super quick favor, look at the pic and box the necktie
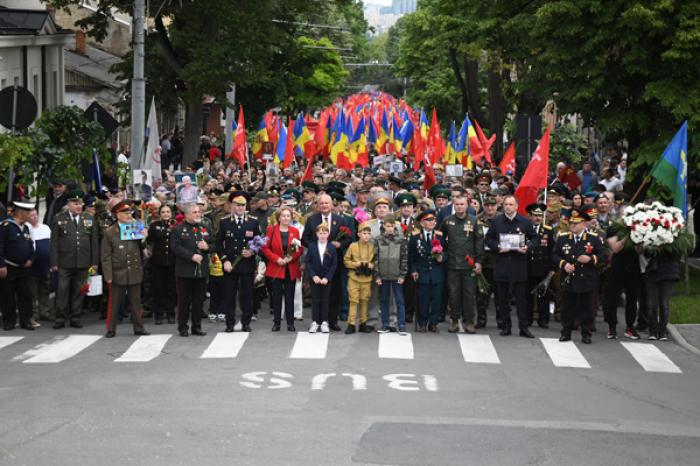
[324,216,329,225]
[575,236,580,244]
[237,217,242,227]
[74,216,79,227]
[426,232,432,243]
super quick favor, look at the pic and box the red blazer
[262,224,303,280]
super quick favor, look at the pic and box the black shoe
[499,329,512,336]
[406,315,414,323]
[582,335,592,344]
[519,329,535,339]
[287,324,296,332]
[134,330,151,336]
[475,321,486,329]
[538,321,549,329]
[559,334,571,342]
[20,324,35,331]
[167,317,176,324]
[191,328,207,336]
[3,325,14,331]
[105,331,116,338]
[330,324,342,332]
[225,325,234,333]
[428,324,440,334]
[345,325,356,334]
[242,324,252,332]
[359,323,374,333]
[53,322,65,330]
[271,323,281,332]
[155,318,163,325]
[179,330,189,337]
[418,326,427,333]
[69,321,83,329]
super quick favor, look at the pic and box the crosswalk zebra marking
[540,338,591,368]
[0,336,24,351]
[457,334,500,364]
[115,335,172,362]
[18,335,102,364]
[621,342,682,374]
[378,333,414,359]
[200,332,249,359]
[290,332,328,359]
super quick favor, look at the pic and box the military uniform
[0,214,35,330]
[441,213,484,331]
[50,209,99,327]
[525,204,556,328]
[171,220,215,335]
[146,219,176,323]
[476,212,497,327]
[553,217,605,342]
[217,212,261,331]
[395,212,418,322]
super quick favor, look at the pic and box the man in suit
[301,193,353,331]
[50,190,99,329]
[525,203,556,328]
[217,191,261,332]
[408,209,447,333]
[553,208,605,344]
[44,179,69,227]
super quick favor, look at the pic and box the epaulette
[0,220,7,226]
[542,225,552,230]
[411,230,420,236]
[586,231,598,237]
[434,230,443,236]
[247,215,257,220]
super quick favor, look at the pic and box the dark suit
[408,229,447,327]
[302,212,352,325]
[305,241,338,325]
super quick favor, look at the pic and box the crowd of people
[0,143,684,344]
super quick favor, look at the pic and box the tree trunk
[464,57,486,125]
[487,67,508,162]
[448,48,469,116]
[183,94,203,168]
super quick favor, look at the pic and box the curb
[668,324,700,357]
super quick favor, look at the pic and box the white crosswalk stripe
[457,334,500,364]
[115,335,172,362]
[200,332,249,359]
[540,338,591,368]
[18,335,102,364]
[621,342,682,373]
[378,333,414,359]
[290,332,328,359]
[0,336,23,351]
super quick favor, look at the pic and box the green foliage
[549,123,588,170]
[0,134,34,194]
[671,266,700,322]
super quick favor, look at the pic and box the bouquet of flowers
[614,202,693,255]
[336,225,352,241]
[465,255,490,294]
[286,238,302,258]
[353,207,370,224]
[430,237,443,260]
[231,235,268,268]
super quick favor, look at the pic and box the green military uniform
[441,212,484,331]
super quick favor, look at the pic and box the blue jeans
[380,280,405,328]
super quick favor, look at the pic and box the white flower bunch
[622,202,684,248]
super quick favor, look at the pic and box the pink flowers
[430,237,443,260]
[353,207,370,224]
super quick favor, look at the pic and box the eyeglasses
[423,217,436,222]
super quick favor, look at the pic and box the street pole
[224,84,236,155]
[131,0,146,168]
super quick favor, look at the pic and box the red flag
[514,128,550,215]
[232,106,247,167]
[499,141,516,175]
[427,109,444,164]
[312,111,328,157]
[301,158,314,181]
[283,118,294,169]
[472,119,493,165]
[558,163,582,190]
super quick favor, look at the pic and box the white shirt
[321,213,332,225]
[600,177,623,192]
[317,241,327,264]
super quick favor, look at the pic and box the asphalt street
[2,308,700,466]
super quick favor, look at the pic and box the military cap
[301,181,319,193]
[229,190,250,205]
[13,200,35,211]
[356,186,371,194]
[372,197,391,209]
[111,201,132,214]
[569,208,591,224]
[395,192,417,207]
[66,190,85,202]
[417,209,437,222]
[84,195,96,208]
[267,187,281,197]
[358,221,372,232]
[526,203,546,216]
[548,183,567,196]
[434,189,450,200]
[50,178,67,186]
[388,175,402,185]
[582,204,598,218]
[284,188,301,203]
[476,173,492,185]
[428,184,447,199]
[281,193,298,207]
[482,195,498,206]
[328,190,346,203]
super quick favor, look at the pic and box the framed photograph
[132,169,152,201]
[119,221,146,241]
[389,161,404,175]
[445,164,463,178]
[499,233,524,250]
[176,173,199,204]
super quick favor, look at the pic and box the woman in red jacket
[262,207,304,331]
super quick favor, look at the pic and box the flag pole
[629,175,651,205]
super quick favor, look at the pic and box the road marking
[621,342,682,373]
[378,333,414,359]
[457,334,500,364]
[290,332,328,359]
[200,333,249,359]
[0,336,23,351]
[20,335,102,364]
[115,335,171,362]
[540,338,590,368]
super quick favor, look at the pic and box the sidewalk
[668,258,700,356]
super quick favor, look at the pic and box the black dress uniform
[217,208,261,332]
[147,219,176,323]
[525,203,555,328]
[0,203,36,331]
[171,218,214,336]
[553,210,605,343]
[476,210,498,328]
[484,211,537,336]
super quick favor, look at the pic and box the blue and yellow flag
[651,121,688,217]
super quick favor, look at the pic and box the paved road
[2,309,700,465]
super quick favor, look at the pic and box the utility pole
[131,0,146,168]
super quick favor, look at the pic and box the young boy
[305,223,337,333]
[344,221,376,334]
[374,219,408,334]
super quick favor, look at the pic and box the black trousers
[0,267,33,329]
[311,282,331,324]
[176,277,206,332]
[270,274,296,325]
[495,281,529,331]
[636,274,649,329]
[208,275,226,316]
[55,267,88,324]
[562,290,594,337]
[151,264,176,319]
[403,274,417,319]
[527,273,551,324]
[476,267,497,325]
[603,268,640,329]
[224,272,254,326]
[328,269,343,326]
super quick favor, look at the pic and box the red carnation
[465,255,475,267]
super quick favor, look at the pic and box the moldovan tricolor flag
[514,128,550,215]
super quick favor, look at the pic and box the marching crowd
[0,147,682,344]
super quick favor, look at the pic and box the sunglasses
[422,217,436,222]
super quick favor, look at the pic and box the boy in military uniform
[344,222,376,334]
